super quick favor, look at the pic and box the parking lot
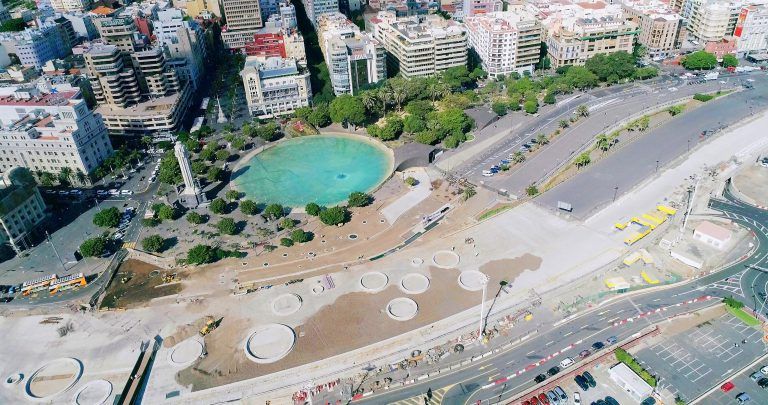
[699,360,768,405]
[634,313,768,402]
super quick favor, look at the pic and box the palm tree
[596,134,611,152]
[141,136,152,148]
[58,167,73,186]
[536,133,549,145]
[361,91,378,112]
[75,169,87,186]
[574,152,591,168]
[377,86,393,115]
[389,77,409,111]
[427,80,449,102]
[559,120,570,129]
[512,151,525,164]
[576,104,590,118]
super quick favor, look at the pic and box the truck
[704,72,719,81]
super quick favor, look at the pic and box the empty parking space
[635,313,768,402]
[699,362,768,405]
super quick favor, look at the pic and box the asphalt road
[459,74,749,197]
[537,74,768,218]
[352,186,768,405]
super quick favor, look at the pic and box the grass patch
[477,204,514,221]
[693,93,714,102]
[726,305,760,326]
[614,348,657,387]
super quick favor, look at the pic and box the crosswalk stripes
[390,385,454,405]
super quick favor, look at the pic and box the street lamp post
[613,186,619,202]
[655,160,659,173]
[479,273,489,336]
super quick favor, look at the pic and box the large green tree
[722,54,738,68]
[158,152,182,184]
[585,51,636,81]
[329,95,366,126]
[186,244,216,265]
[141,235,164,252]
[80,237,107,257]
[681,51,717,70]
[319,206,348,226]
[93,207,120,228]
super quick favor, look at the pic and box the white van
[559,357,575,369]
[482,170,494,177]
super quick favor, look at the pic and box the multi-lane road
[355,184,768,405]
[453,73,755,198]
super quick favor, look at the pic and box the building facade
[465,11,542,77]
[0,85,113,178]
[240,56,311,117]
[0,23,73,69]
[0,167,46,254]
[369,11,467,78]
[681,0,742,43]
[622,0,684,59]
[221,0,264,49]
[734,4,768,55]
[302,0,339,27]
[50,0,93,13]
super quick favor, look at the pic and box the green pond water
[233,135,392,207]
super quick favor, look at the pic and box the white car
[760,365,768,375]
[559,357,575,369]
[113,232,124,240]
[70,189,83,195]
[482,170,494,177]
[108,189,119,196]
[120,190,133,195]
[96,190,108,196]
[573,392,581,405]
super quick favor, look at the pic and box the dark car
[534,373,547,383]
[605,396,620,405]
[591,341,605,351]
[606,336,618,345]
[583,371,597,388]
[594,400,607,405]
[640,398,656,405]
[579,349,591,358]
[575,375,589,391]
[547,366,561,376]
[758,378,768,388]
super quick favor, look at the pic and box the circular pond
[233,135,393,207]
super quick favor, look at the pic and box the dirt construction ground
[733,164,768,206]
[100,260,182,309]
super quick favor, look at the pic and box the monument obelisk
[174,141,205,208]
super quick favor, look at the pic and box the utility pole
[613,186,619,202]
[479,273,489,336]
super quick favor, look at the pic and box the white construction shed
[693,221,732,250]
[608,362,653,401]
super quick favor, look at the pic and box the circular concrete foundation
[458,270,487,291]
[244,324,296,364]
[73,380,112,405]
[360,272,388,293]
[271,293,303,316]
[386,298,418,321]
[311,284,325,295]
[168,339,203,368]
[399,273,430,294]
[4,373,23,387]
[411,258,424,267]
[25,358,83,401]
[432,251,460,268]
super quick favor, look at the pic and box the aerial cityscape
[0,0,768,404]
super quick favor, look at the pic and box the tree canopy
[319,206,348,226]
[329,95,366,126]
[681,51,717,70]
[93,207,120,228]
[141,235,164,252]
[80,237,106,257]
[722,54,738,68]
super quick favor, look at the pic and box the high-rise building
[154,9,208,88]
[0,84,113,180]
[681,0,743,43]
[526,0,636,68]
[0,23,73,69]
[0,167,47,254]
[465,10,541,77]
[462,0,503,19]
[734,3,768,55]
[317,12,386,94]
[93,16,142,54]
[301,0,339,27]
[369,11,467,78]
[241,56,311,117]
[221,0,264,49]
[50,0,93,12]
[83,43,142,107]
[621,0,684,59]
[133,47,181,97]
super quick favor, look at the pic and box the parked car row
[482,138,542,177]
[520,386,568,405]
[113,207,135,241]
[44,189,84,198]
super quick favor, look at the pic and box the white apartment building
[154,9,208,88]
[317,13,386,94]
[0,84,113,179]
[465,11,542,77]
[734,4,768,55]
[241,56,311,118]
[302,0,339,27]
[528,0,636,68]
[622,0,684,59]
[0,167,47,254]
[681,0,743,43]
[221,0,264,49]
[369,11,468,78]
[50,0,93,12]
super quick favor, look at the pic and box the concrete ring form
[311,284,325,295]
[25,358,83,402]
[432,251,460,268]
[4,373,23,387]
[458,270,487,291]
[399,273,430,295]
[360,272,388,293]
[410,258,424,267]
[386,298,418,321]
[271,293,303,316]
[244,324,296,364]
[72,380,112,405]
[167,338,204,368]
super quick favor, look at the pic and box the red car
[538,393,550,404]
[521,401,531,405]
[721,381,735,392]
[530,396,539,405]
